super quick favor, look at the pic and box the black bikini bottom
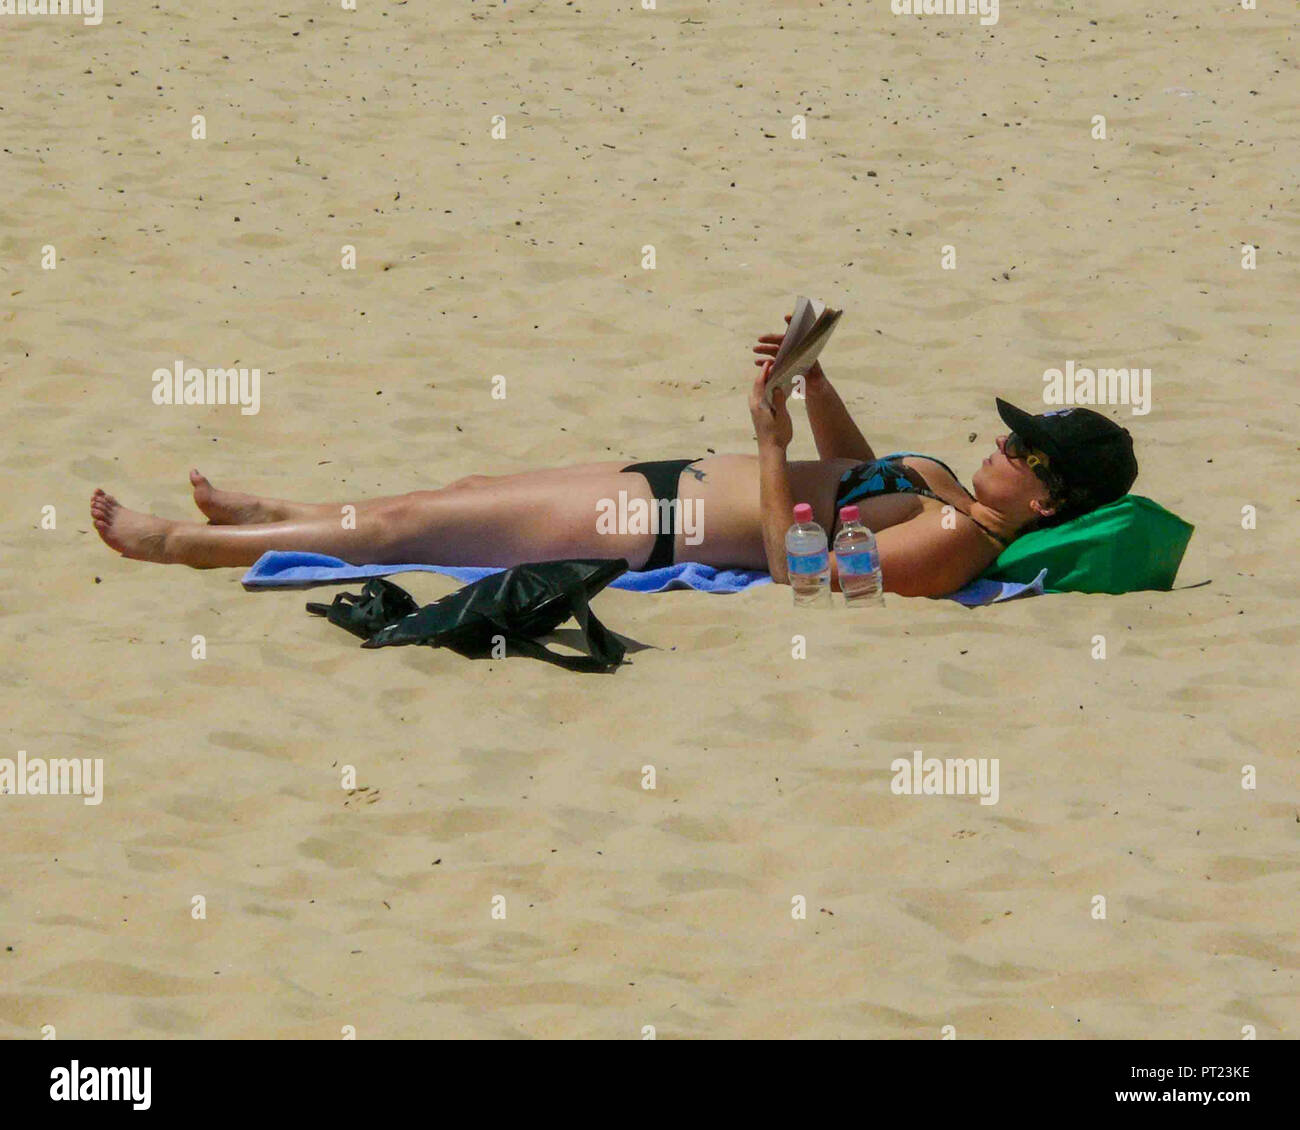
[620,458,702,570]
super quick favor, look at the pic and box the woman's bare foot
[91,489,177,563]
[189,469,283,524]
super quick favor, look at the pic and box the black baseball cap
[995,398,1138,511]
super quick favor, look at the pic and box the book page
[764,297,841,405]
[768,296,822,377]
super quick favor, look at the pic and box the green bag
[978,495,1194,594]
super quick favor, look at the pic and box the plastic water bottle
[786,503,831,607]
[833,505,884,607]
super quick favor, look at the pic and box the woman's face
[971,434,1058,523]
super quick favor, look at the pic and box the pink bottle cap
[792,503,813,523]
[839,504,860,523]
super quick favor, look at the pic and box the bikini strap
[959,510,1011,549]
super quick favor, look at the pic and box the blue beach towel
[240,552,1046,606]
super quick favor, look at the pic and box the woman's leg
[188,463,633,524]
[189,470,334,524]
[94,464,704,569]
[94,456,847,570]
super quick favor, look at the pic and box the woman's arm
[757,444,796,583]
[803,364,875,463]
[753,320,874,463]
[750,363,796,583]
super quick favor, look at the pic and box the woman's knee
[363,492,435,552]
[445,474,494,491]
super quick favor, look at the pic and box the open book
[763,295,842,406]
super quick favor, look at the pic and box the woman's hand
[750,360,793,450]
[752,314,827,392]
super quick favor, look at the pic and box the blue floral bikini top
[835,452,1009,547]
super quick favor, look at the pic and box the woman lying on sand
[92,320,1138,598]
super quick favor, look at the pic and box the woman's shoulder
[873,505,998,596]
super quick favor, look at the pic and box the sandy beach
[1,1,1296,1038]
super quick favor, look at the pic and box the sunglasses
[1005,432,1049,467]
[1005,433,1064,490]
